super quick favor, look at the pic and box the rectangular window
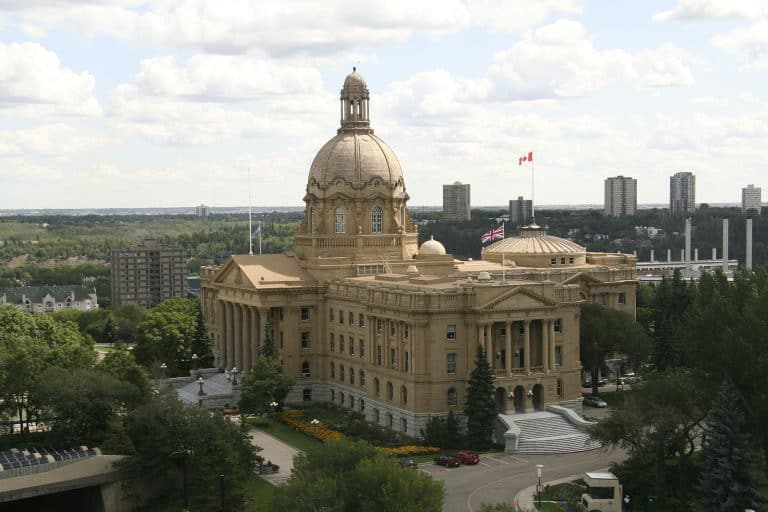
[339,335,345,353]
[618,292,626,304]
[500,327,506,336]
[377,319,383,333]
[330,333,335,352]
[300,307,310,321]
[280,332,284,349]
[550,257,557,265]
[447,353,457,375]
[359,339,365,358]
[555,345,563,366]
[359,313,365,327]
[303,388,312,401]
[568,257,575,264]
[596,293,607,306]
[330,308,334,322]
[390,348,397,369]
[339,310,344,324]
[376,345,382,366]
[349,339,355,355]
[560,257,566,264]
[554,319,562,333]
[349,312,355,326]
[390,321,395,336]
[404,351,409,372]
[446,324,456,341]
[301,331,311,349]
[518,325,525,336]
[404,324,410,339]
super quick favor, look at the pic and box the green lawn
[535,502,567,511]
[251,417,321,452]
[243,475,277,512]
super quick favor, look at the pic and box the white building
[742,184,761,215]
[0,285,98,314]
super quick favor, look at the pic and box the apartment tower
[111,240,187,308]
[442,182,471,221]
[670,172,696,214]
[603,176,637,217]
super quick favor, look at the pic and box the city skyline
[1,1,768,209]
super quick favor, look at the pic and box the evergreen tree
[261,317,276,358]
[464,345,497,450]
[697,379,765,512]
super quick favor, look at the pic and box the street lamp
[197,376,205,396]
[231,366,239,387]
[172,448,191,512]
[191,353,199,370]
[160,362,168,380]
[536,464,543,510]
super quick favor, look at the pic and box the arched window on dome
[371,206,383,233]
[334,207,346,234]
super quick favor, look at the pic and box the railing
[363,235,401,247]
[318,237,357,248]
[530,366,545,374]
[494,369,506,376]
[511,367,526,375]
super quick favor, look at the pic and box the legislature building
[200,69,636,438]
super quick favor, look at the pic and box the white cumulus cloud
[653,0,768,22]
[713,21,768,68]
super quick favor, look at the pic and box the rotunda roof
[308,132,403,188]
[483,225,586,255]
[342,68,367,96]
[419,236,446,256]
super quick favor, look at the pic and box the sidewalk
[248,429,299,486]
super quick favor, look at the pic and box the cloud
[713,21,768,68]
[635,45,696,87]
[653,0,768,22]
[467,0,586,32]
[0,123,105,157]
[0,42,101,117]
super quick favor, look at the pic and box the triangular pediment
[213,260,254,288]
[479,286,556,311]
[561,272,602,286]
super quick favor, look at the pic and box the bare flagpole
[531,150,535,222]
[259,220,262,255]
[248,168,253,255]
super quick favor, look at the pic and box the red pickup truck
[457,450,480,465]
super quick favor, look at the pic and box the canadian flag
[519,151,533,166]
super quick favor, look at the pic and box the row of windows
[329,334,366,358]
[329,369,411,405]
[374,346,410,372]
[550,256,576,265]
[326,390,409,433]
[330,310,366,327]
[330,206,384,234]
[375,319,411,339]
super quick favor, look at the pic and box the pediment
[561,272,602,286]
[479,286,556,311]
[213,260,254,288]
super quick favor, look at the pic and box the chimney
[685,218,692,268]
[747,217,753,270]
[712,247,717,260]
[722,218,729,272]
[667,249,672,262]
[650,249,655,262]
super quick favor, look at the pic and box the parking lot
[417,452,529,478]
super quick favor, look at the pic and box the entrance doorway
[494,387,507,413]
[513,385,525,413]
[532,383,544,411]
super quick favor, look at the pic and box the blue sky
[0,0,766,209]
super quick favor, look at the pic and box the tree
[103,314,119,344]
[580,303,650,396]
[238,356,294,414]
[697,379,765,512]
[261,317,276,358]
[421,411,462,449]
[270,440,444,512]
[96,350,151,405]
[464,345,497,450]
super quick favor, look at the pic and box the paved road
[425,447,626,512]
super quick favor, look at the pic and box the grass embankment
[244,416,321,453]
[243,475,277,512]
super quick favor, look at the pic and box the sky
[0,0,767,209]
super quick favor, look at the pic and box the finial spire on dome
[339,68,372,134]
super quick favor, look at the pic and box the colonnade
[216,301,266,371]
[478,319,557,375]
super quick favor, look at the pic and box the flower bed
[276,409,438,456]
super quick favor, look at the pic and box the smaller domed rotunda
[482,224,587,268]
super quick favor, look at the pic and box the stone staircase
[504,411,601,454]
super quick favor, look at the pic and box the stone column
[233,304,242,370]
[259,308,268,357]
[549,319,556,369]
[523,320,531,372]
[542,320,549,373]
[241,305,251,371]
[484,325,493,367]
[225,302,234,369]
[216,301,225,367]
[505,321,512,375]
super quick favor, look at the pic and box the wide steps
[511,412,601,454]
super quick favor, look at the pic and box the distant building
[509,196,533,225]
[111,240,187,308]
[0,285,98,314]
[670,172,696,214]
[442,182,471,221]
[603,176,637,217]
[196,204,210,217]
[742,184,761,215]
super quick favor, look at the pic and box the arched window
[373,408,380,423]
[359,370,366,387]
[340,365,345,381]
[330,362,335,379]
[386,413,393,428]
[447,388,457,408]
[301,361,310,376]
[387,381,393,401]
[334,206,346,234]
[359,399,365,412]
[374,378,380,396]
[349,396,355,409]
[400,385,408,405]
[371,205,383,233]
[349,368,355,385]
[340,392,345,406]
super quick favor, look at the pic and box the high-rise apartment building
[111,240,187,308]
[196,204,210,217]
[670,172,696,214]
[509,196,533,225]
[742,184,761,215]
[442,181,471,221]
[603,176,637,217]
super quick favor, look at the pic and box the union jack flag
[481,224,505,245]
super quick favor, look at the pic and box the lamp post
[172,448,191,512]
[191,353,198,371]
[197,376,205,396]
[160,362,167,380]
[536,464,543,510]
[219,473,225,512]
[231,366,238,387]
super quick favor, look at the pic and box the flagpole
[531,150,535,222]
[248,168,253,255]
[259,220,262,255]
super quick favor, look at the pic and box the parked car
[457,450,480,465]
[434,454,461,467]
[582,395,608,408]
[399,458,418,469]
[582,377,607,387]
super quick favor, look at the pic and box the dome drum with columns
[295,68,418,261]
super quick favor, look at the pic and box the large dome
[308,132,404,189]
